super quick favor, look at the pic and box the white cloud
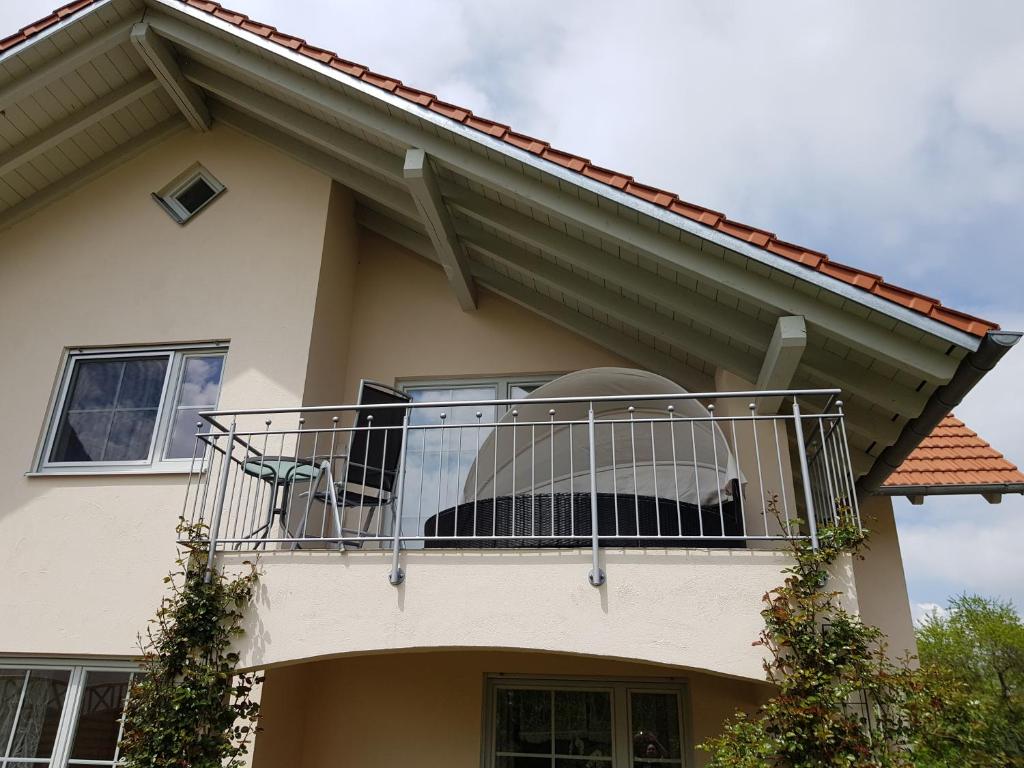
[912,602,948,625]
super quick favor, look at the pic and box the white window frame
[482,675,692,768]
[0,658,138,768]
[33,343,227,476]
[152,163,225,224]
[399,374,558,406]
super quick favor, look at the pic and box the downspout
[858,330,1022,494]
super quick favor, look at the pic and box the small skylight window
[153,164,225,224]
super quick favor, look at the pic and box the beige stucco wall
[252,650,773,768]
[220,546,792,680]
[336,230,630,400]
[0,123,335,657]
[852,494,917,658]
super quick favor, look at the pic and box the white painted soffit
[0,0,119,65]
[146,0,984,352]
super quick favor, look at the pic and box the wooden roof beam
[131,23,210,131]
[403,148,477,311]
[756,316,807,414]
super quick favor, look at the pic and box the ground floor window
[0,662,136,767]
[486,678,688,767]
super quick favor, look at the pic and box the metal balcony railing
[181,388,859,585]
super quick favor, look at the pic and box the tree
[917,594,1024,764]
[700,499,996,767]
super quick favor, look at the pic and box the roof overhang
[0,0,1017,488]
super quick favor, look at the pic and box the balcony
[181,369,860,587]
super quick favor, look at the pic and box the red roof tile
[0,0,1002,338]
[884,414,1024,489]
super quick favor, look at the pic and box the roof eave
[150,0,989,352]
[877,482,1024,497]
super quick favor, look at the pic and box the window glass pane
[175,177,215,214]
[70,671,132,761]
[176,356,224,407]
[630,692,681,762]
[510,383,543,400]
[50,356,168,463]
[9,669,70,758]
[116,359,168,408]
[554,690,612,759]
[103,410,158,461]
[51,411,112,462]
[0,669,27,754]
[404,386,497,536]
[164,356,224,460]
[496,688,551,756]
[66,361,121,410]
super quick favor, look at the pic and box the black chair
[302,380,410,547]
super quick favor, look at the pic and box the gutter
[875,482,1024,497]
[858,330,1022,494]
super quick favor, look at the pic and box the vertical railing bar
[549,409,556,542]
[183,426,203,527]
[629,407,639,538]
[709,404,725,537]
[569,419,575,537]
[323,417,339,539]
[791,398,819,549]
[818,415,839,528]
[435,414,447,536]
[691,420,703,538]
[511,409,518,539]
[205,419,236,581]
[750,403,767,537]
[650,417,661,537]
[771,418,791,537]
[728,414,746,537]
[836,401,861,528]
[389,410,411,585]
[609,420,619,537]
[474,411,482,537]
[530,423,536,536]
[587,401,604,586]
[455,420,465,542]
[668,406,682,539]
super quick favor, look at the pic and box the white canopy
[463,368,742,506]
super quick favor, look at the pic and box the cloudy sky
[5,1,1022,617]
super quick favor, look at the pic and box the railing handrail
[198,388,842,423]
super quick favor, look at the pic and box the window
[486,678,688,767]
[152,164,225,224]
[0,662,136,768]
[39,345,226,473]
[397,377,553,537]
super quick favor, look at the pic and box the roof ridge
[0,0,1001,337]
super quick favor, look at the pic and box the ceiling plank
[756,316,807,414]
[131,23,210,131]
[0,116,186,233]
[356,204,435,262]
[0,75,160,177]
[458,219,758,379]
[404,148,477,311]
[212,103,419,221]
[0,18,136,113]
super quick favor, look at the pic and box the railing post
[587,403,605,587]
[205,419,236,582]
[791,398,819,550]
[389,410,411,586]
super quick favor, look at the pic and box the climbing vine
[701,497,997,767]
[119,520,261,768]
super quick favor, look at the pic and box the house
[1,1,1021,766]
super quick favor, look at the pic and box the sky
[3,1,1022,619]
